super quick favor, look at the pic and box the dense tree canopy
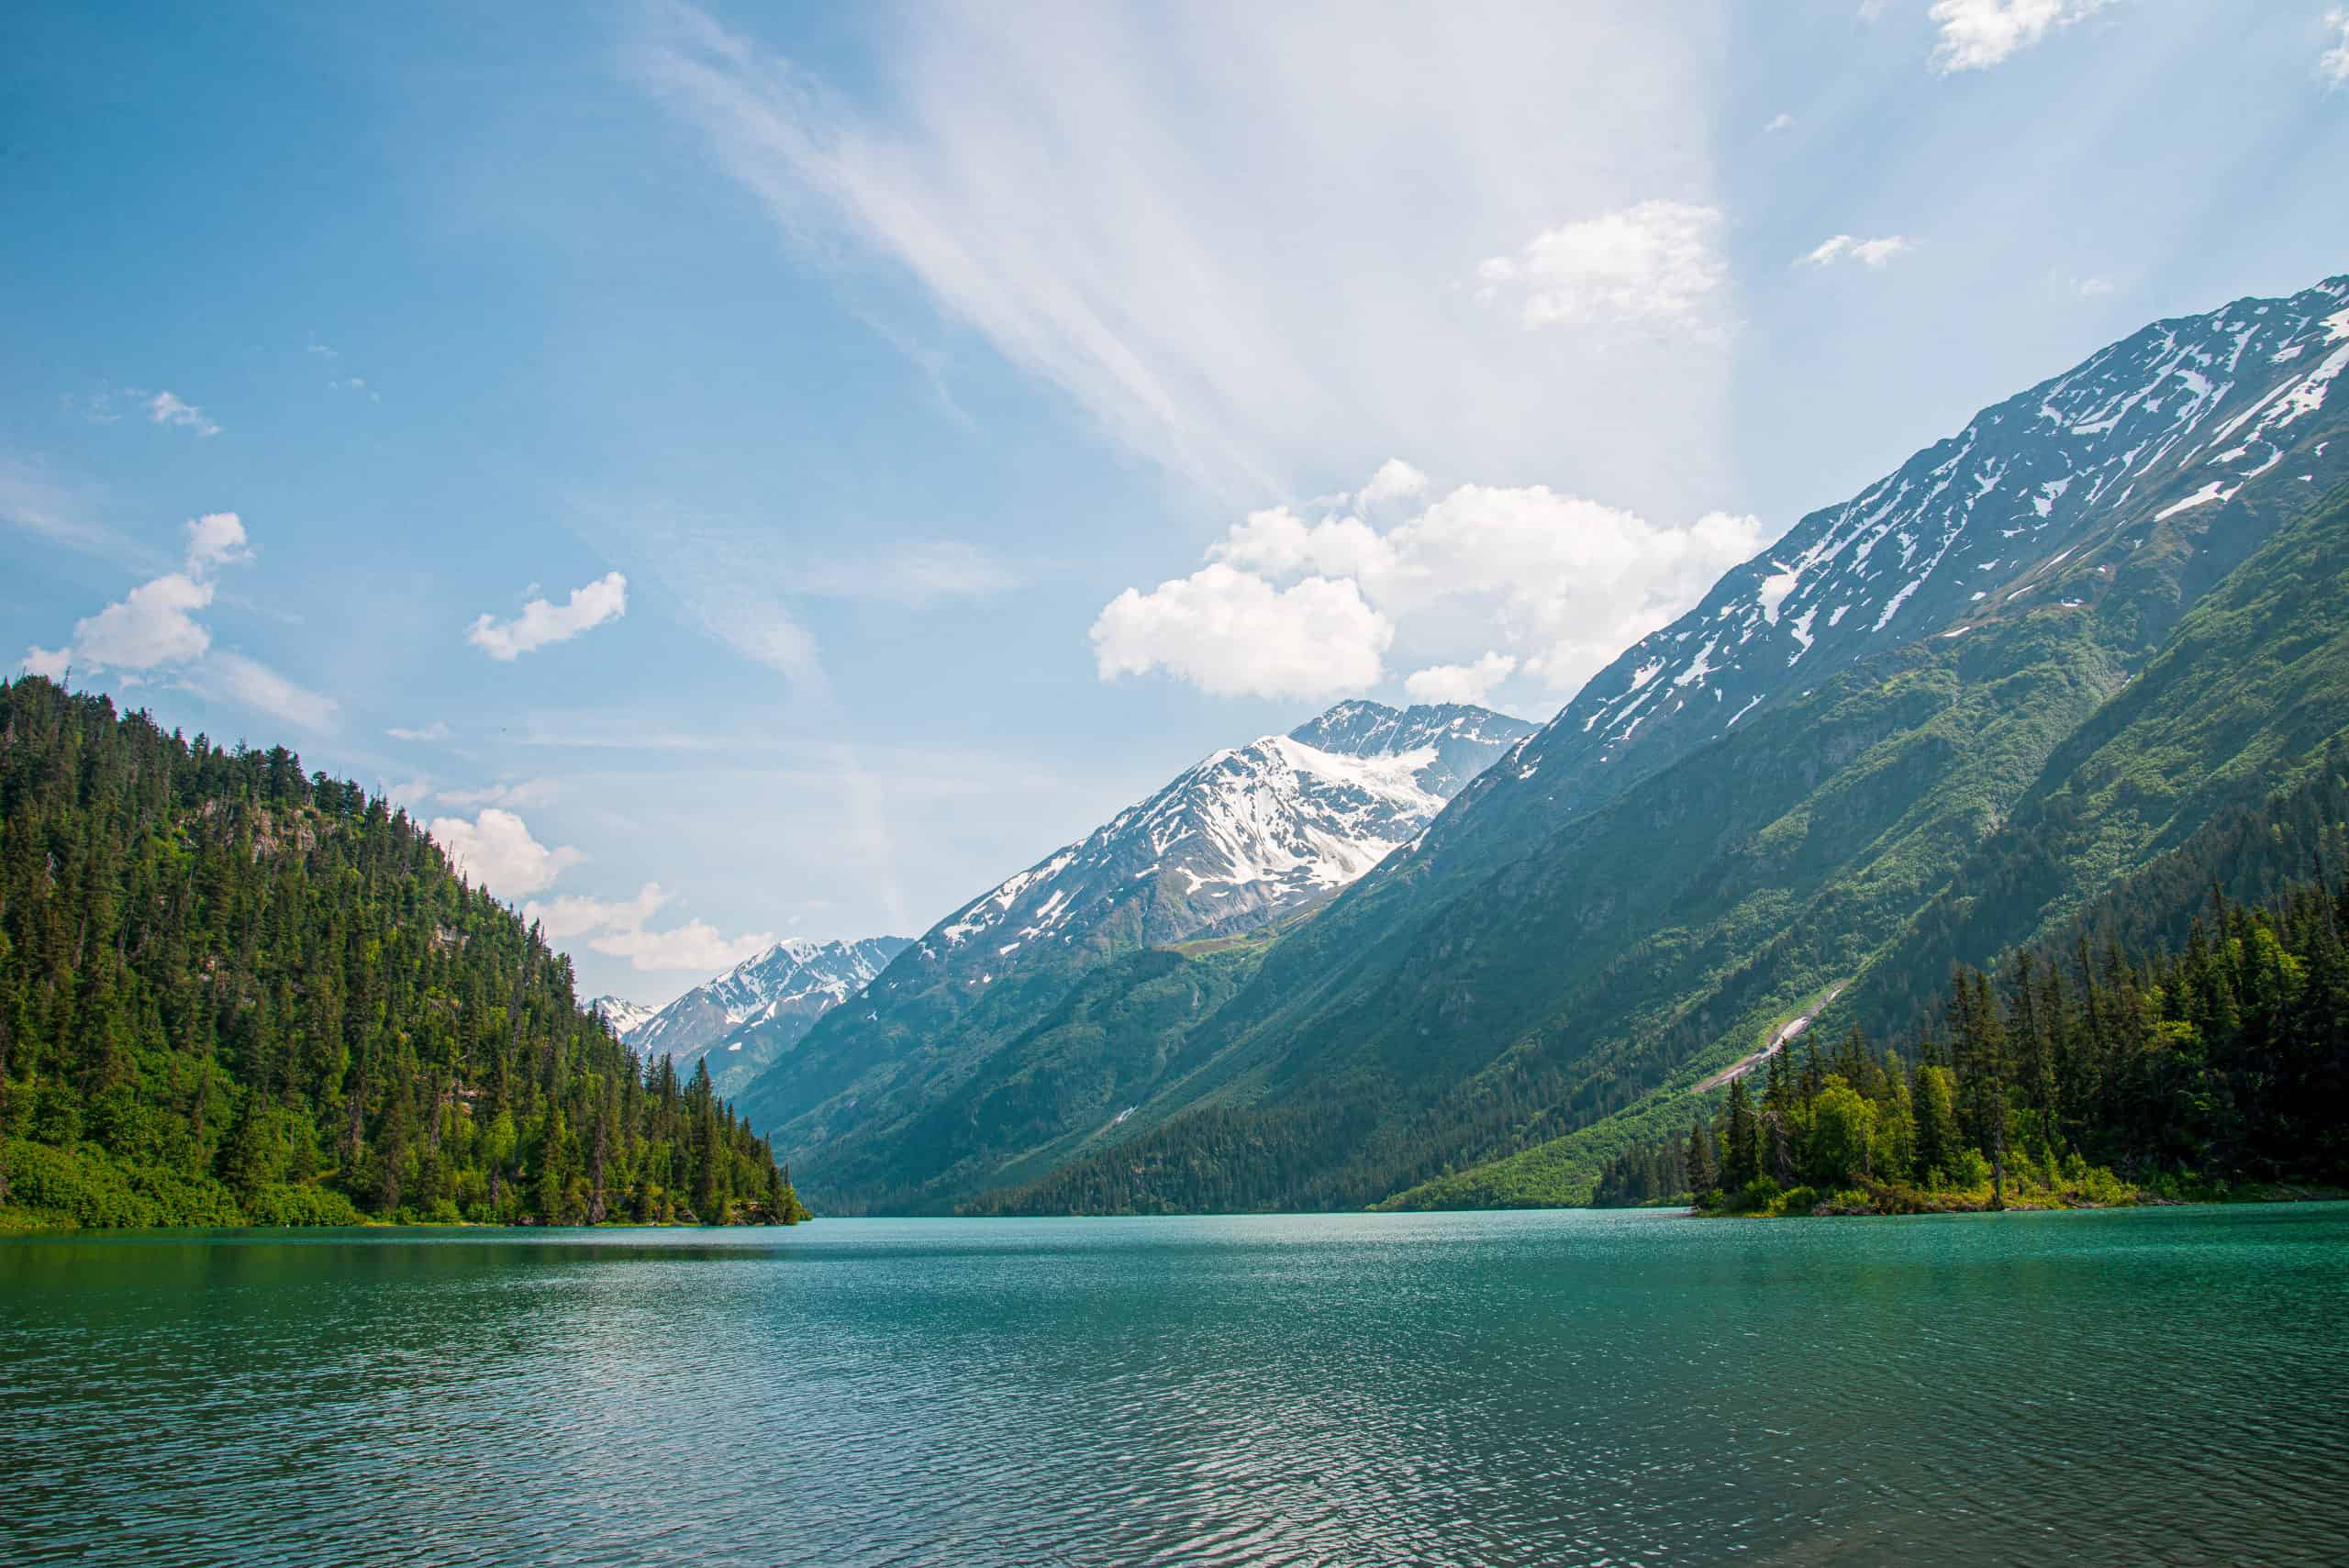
[1593,873,2349,1216]
[0,677,808,1229]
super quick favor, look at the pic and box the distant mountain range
[729,700,1536,1207]
[596,937,911,1095]
[736,272,2349,1217]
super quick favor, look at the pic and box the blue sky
[8,0,2348,1004]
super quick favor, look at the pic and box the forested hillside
[0,677,806,1229]
[1436,755,2349,1211]
[1586,862,2349,1217]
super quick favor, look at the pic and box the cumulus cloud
[24,511,256,677]
[148,390,220,437]
[1476,202,1726,331]
[23,646,72,680]
[2324,8,2349,85]
[467,571,629,661]
[1802,234,1913,269]
[1096,462,1769,704]
[184,512,250,571]
[70,573,215,670]
[1765,112,1796,132]
[1090,564,1394,701]
[1404,651,1519,706]
[523,881,774,973]
[429,807,584,897]
[1928,0,2110,73]
[387,720,453,742]
[1355,459,1429,509]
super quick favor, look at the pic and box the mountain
[627,936,912,1095]
[1416,276,2349,890]
[588,995,659,1039]
[734,700,1537,1209]
[960,273,2349,1217]
[0,677,804,1230]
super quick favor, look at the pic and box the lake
[4,1205,2345,1566]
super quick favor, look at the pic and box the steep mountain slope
[588,995,658,1039]
[1383,744,2349,1211]
[627,936,910,1095]
[736,701,1534,1208]
[1415,277,2349,888]
[963,275,2349,1216]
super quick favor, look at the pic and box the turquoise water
[4,1205,2345,1566]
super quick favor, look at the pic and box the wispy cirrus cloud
[1801,234,1913,269]
[148,390,220,437]
[636,0,1731,519]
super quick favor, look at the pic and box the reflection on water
[4,1206,2346,1566]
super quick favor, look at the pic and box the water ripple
[4,1207,2346,1566]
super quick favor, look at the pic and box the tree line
[1595,873,2349,1215]
[0,676,808,1229]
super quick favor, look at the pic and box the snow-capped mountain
[735,699,1535,1145]
[588,995,659,1039]
[1419,273,2349,878]
[629,936,911,1081]
[910,701,1536,983]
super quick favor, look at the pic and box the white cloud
[187,651,340,731]
[385,777,434,808]
[1928,0,2111,74]
[437,778,560,809]
[1765,112,1795,132]
[184,512,250,571]
[23,646,72,680]
[387,720,453,742]
[523,880,774,973]
[24,510,259,678]
[1097,462,1767,702]
[638,4,1730,517]
[1404,651,1519,706]
[2323,8,2349,85]
[2075,274,2116,297]
[68,573,215,670]
[1355,459,1429,509]
[148,390,220,437]
[1476,201,1726,330]
[1090,563,1394,700]
[798,540,1017,607]
[467,571,629,661]
[527,882,671,941]
[1801,234,1914,269]
[429,807,584,897]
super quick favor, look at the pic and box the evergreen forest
[0,676,808,1230]
[1591,873,2349,1217]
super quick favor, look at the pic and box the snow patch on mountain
[630,935,913,1075]
[588,995,658,1040]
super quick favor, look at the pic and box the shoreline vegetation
[1591,871,2349,1222]
[0,678,807,1238]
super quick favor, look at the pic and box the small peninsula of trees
[1595,876,2349,1217]
[0,676,809,1229]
